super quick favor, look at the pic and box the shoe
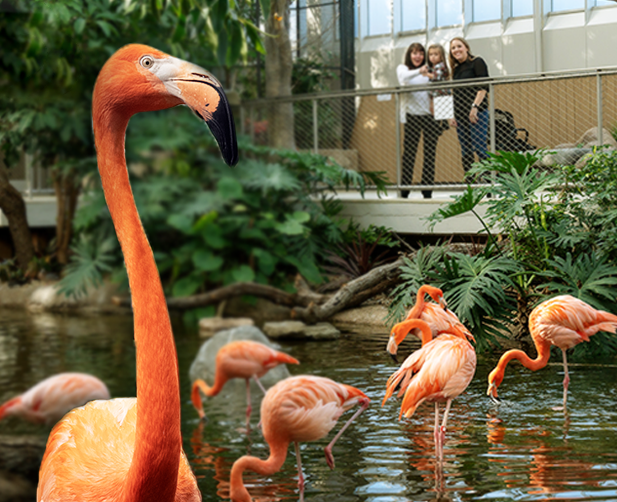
[400,190,409,198]
[422,190,432,199]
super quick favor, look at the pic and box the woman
[449,37,489,178]
[397,43,440,199]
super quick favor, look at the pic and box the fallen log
[112,251,417,322]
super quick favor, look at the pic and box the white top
[397,64,431,123]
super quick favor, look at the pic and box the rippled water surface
[2,308,617,501]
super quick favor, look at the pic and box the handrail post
[489,82,496,154]
[597,71,603,146]
[395,92,401,193]
[313,99,318,154]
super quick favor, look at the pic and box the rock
[576,127,617,148]
[198,317,254,338]
[188,326,293,414]
[223,297,292,326]
[540,148,592,167]
[302,322,340,340]
[331,305,390,336]
[262,321,307,339]
[263,320,340,340]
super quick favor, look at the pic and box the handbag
[433,95,454,120]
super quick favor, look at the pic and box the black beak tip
[489,395,502,405]
[389,353,399,364]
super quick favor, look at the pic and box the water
[2,308,617,501]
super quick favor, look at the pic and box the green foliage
[413,148,617,356]
[57,233,117,298]
[1,0,261,171]
[324,224,399,279]
[60,107,386,298]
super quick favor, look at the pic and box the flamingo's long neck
[94,115,181,502]
[496,341,551,374]
[230,441,289,502]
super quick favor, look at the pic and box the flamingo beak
[439,296,448,311]
[487,383,501,404]
[163,60,238,166]
[390,353,399,364]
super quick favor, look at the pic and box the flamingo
[383,319,476,460]
[387,284,473,360]
[487,295,617,410]
[0,372,110,426]
[36,44,237,502]
[229,375,370,502]
[191,340,299,428]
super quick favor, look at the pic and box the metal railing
[240,67,617,195]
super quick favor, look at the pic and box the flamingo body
[383,321,476,460]
[37,44,237,501]
[487,295,617,408]
[230,375,370,502]
[191,340,299,423]
[384,334,476,419]
[0,372,109,425]
[37,399,199,502]
[387,285,473,357]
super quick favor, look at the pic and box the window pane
[595,0,614,5]
[437,0,462,26]
[512,0,533,16]
[368,0,391,35]
[473,0,501,21]
[551,0,584,11]
[401,0,425,31]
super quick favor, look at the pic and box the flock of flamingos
[2,44,617,502]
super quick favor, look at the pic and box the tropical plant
[58,106,389,300]
[408,148,617,355]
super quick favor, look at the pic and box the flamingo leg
[253,375,267,394]
[324,398,370,470]
[434,402,441,455]
[561,349,570,410]
[295,441,305,502]
[245,379,252,431]
[438,399,452,463]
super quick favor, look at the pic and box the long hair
[427,44,449,79]
[449,37,474,71]
[404,43,426,70]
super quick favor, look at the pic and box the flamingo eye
[140,56,154,68]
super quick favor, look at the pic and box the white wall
[355,3,617,89]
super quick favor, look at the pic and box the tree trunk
[53,169,80,265]
[264,0,296,149]
[0,164,34,271]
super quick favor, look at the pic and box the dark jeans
[402,113,439,188]
[456,109,489,161]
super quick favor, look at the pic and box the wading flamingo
[383,319,476,460]
[387,285,473,360]
[229,375,370,502]
[191,340,299,428]
[487,295,617,410]
[0,372,109,426]
[37,44,237,502]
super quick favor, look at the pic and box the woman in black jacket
[449,37,489,178]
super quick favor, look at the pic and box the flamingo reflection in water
[190,422,295,501]
[485,414,603,496]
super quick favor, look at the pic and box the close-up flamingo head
[426,285,447,310]
[93,43,238,166]
[486,367,504,403]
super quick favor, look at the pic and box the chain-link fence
[240,68,617,197]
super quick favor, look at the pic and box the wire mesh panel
[494,75,599,170]
[293,100,315,150]
[240,69,617,194]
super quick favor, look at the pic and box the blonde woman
[449,37,489,178]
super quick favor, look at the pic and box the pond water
[1,308,617,501]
